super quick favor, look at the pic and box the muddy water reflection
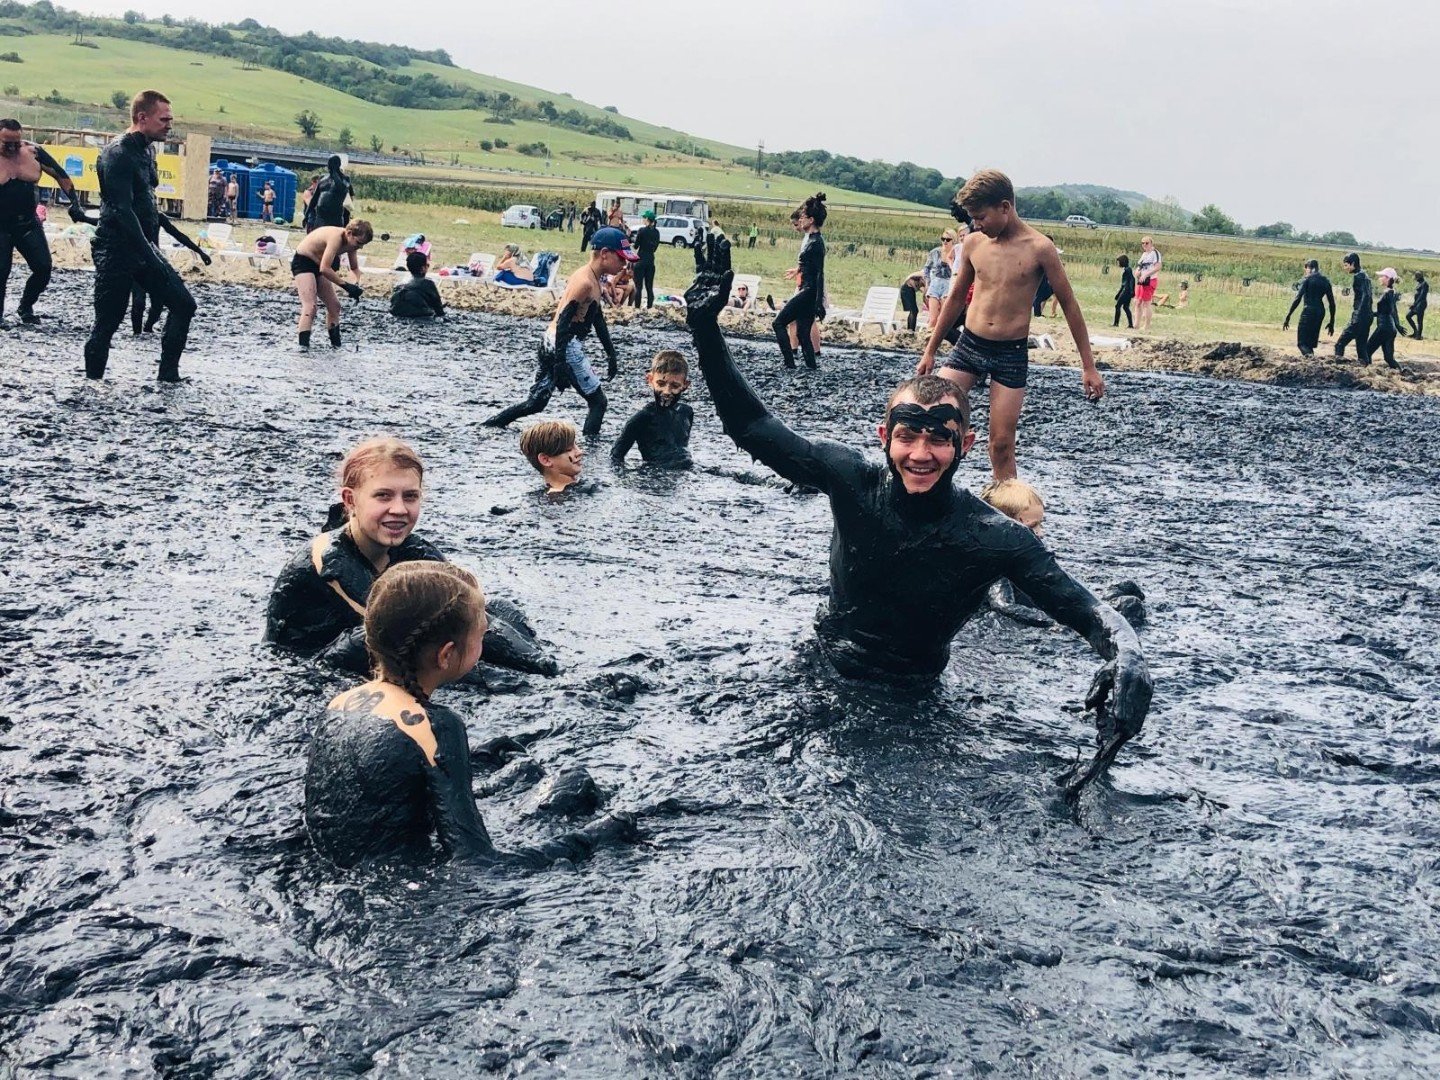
[2,273,1438,1075]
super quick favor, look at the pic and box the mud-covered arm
[473,608,559,677]
[505,811,636,868]
[423,278,445,317]
[103,147,163,265]
[587,301,617,375]
[426,707,499,862]
[315,627,370,675]
[1284,287,1304,324]
[157,214,206,258]
[686,268,864,493]
[31,143,75,196]
[1323,280,1336,330]
[1351,275,1372,322]
[610,409,644,464]
[795,236,824,301]
[1004,534,1151,744]
[987,579,1054,627]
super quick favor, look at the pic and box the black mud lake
[3,272,1439,1077]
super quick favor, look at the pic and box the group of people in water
[10,90,1155,864]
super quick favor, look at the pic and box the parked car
[541,206,566,230]
[653,214,706,247]
[501,204,543,229]
[1064,214,1099,229]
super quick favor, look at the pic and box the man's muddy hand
[685,269,734,328]
[1086,653,1151,747]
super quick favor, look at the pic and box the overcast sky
[78,0,1439,248]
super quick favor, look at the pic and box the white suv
[501,204,543,229]
[1064,214,1099,229]
[652,215,706,247]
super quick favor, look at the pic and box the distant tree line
[750,149,962,209]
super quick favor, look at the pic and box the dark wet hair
[365,562,486,703]
[405,251,428,275]
[1344,253,1361,269]
[1117,254,1130,268]
[886,375,970,431]
[0,118,21,132]
[1304,259,1319,271]
[1416,271,1426,281]
[327,154,342,171]
[800,192,827,227]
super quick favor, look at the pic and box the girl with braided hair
[305,561,634,867]
[265,436,558,679]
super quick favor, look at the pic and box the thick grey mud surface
[3,270,1439,1077]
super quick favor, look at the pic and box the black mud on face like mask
[885,402,964,444]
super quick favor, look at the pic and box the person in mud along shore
[482,227,635,438]
[901,271,926,332]
[0,119,87,327]
[389,250,445,319]
[305,561,635,868]
[1366,268,1404,370]
[128,143,211,336]
[290,220,371,348]
[979,479,1147,630]
[1283,260,1335,358]
[265,436,560,680]
[611,350,694,470]
[918,170,1105,482]
[1404,271,1427,339]
[1334,252,1374,362]
[520,419,586,495]
[773,193,827,369]
[83,90,198,383]
[1113,254,1136,329]
[684,254,1152,776]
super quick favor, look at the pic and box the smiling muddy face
[343,465,423,550]
[878,384,974,495]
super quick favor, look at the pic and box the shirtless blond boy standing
[483,226,635,438]
[290,219,372,348]
[918,170,1104,480]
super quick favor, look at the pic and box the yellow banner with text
[35,144,184,197]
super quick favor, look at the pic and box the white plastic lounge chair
[835,286,900,334]
[728,274,761,311]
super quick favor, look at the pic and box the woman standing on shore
[1367,268,1403,370]
[773,192,827,369]
[1135,237,1161,330]
[922,228,956,332]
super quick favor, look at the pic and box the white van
[501,204,543,229]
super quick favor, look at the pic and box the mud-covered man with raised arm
[0,118,87,328]
[683,239,1152,790]
[83,89,197,383]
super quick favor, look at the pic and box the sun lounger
[834,286,900,334]
[728,274,761,312]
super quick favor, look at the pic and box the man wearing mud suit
[1283,260,1335,357]
[0,119,86,327]
[1405,272,1427,340]
[684,255,1152,765]
[310,155,351,229]
[83,90,197,382]
[482,227,635,438]
[1333,253,1373,363]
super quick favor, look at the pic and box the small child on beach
[611,350,695,469]
[917,169,1104,481]
[520,420,584,495]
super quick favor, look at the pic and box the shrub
[492,137,507,149]
[0,51,20,63]
[110,89,127,108]
[479,139,493,151]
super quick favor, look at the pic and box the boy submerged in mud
[684,253,1151,781]
[265,436,559,679]
[917,170,1105,481]
[610,350,695,469]
[306,560,633,867]
[483,226,636,438]
[290,219,372,348]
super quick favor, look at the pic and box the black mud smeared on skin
[2,268,1439,1074]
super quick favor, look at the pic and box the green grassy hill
[0,25,922,209]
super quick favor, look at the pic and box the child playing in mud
[917,170,1104,481]
[520,420,585,494]
[611,350,695,469]
[484,227,636,438]
[290,219,373,348]
[389,250,445,319]
[305,560,634,867]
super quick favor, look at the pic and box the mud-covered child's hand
[685,269,734,329]
[1086,652,1152,747]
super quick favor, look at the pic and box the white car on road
[652,215,706,247]
[1064,214,1099,229]
[501,204,543,229]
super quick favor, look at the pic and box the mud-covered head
[878,376,975,496]
[981,478,1046,537]
[365,562,487,702]
[1343,252,1361,271]
[327,154,343,174]
[0,118,22,156]
[795,192,827,231]
[956,169,1015,238]
[337,437,425,548]
[647,350,690,407]
[1117,254,1130,268]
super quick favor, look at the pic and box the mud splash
[2,270,1439,1075]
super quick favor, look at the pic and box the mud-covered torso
[94,132,161,260]
[620,401,694,467]
[0,145,43,227]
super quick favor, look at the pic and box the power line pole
[755,139,764,176]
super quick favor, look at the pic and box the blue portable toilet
[246,162,298,224]
[210,158,252,218]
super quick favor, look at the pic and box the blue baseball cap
[590,227,638,261]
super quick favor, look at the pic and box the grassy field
[0,31,919,209]
[212,195,1437,360]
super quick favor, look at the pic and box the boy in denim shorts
[917,170,1104,480]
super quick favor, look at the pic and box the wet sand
[2,269,1439,1074]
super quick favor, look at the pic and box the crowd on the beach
[5,90,1154,867]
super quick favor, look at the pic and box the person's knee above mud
[483,228,636,439]
[290,219,372,348]
[684,255,1151,781]
[389,250,445,319]
[305,561,633,868]
[917,169,1104,482]
[611,350,695,470]
[265,436,559,679]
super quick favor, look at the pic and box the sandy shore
[51,244,1438,395]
